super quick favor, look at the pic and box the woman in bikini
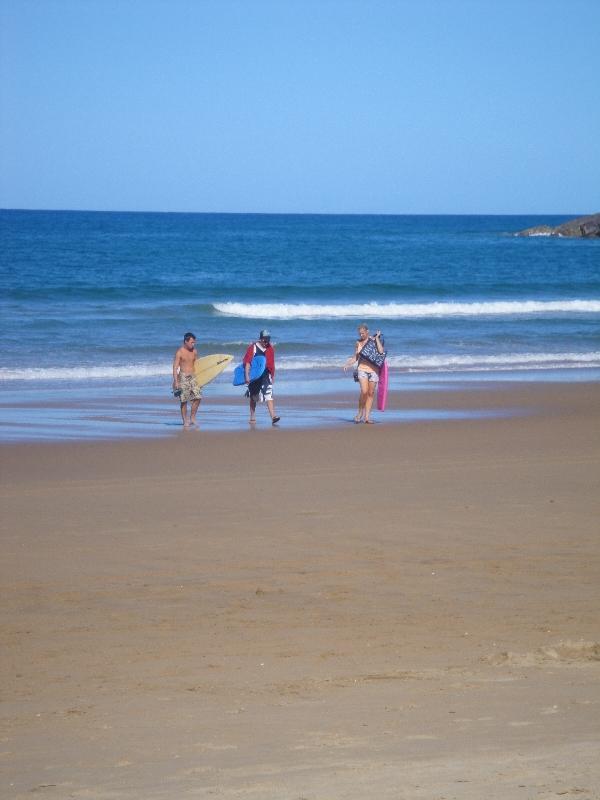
[345,323,385,424]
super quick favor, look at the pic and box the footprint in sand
[541,705,560,715]
[194,742,238,752]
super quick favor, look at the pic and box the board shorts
[357,368,379,383]
[248,372,273,402]
[178,374,202,402]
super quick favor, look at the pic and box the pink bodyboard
[377,360,388,411]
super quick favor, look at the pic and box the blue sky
[1,0,599,214]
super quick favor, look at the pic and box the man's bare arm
[173,351,181,387]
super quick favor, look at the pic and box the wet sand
[1,382,599,799]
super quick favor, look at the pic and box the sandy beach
[1,381,599,799]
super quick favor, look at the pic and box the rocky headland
[517,212,600,238]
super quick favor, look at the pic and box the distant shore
[517,211,600,237]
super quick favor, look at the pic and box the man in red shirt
[243,329,281,425]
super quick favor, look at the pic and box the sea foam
[0,364,172,382]
[280,352,600,371]
[213,299,600,319]
[3,352,599,381]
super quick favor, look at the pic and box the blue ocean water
[1,210,599,439]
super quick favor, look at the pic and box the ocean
[1,210,599,440]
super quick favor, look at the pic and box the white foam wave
[1,352,599,382]
[389,352,600,371]
[213,300,600,319]
[278,352,600,372]
[0,364,172,382]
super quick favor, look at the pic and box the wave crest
[3,352,598,381]
[0,365,172,382]
[279,352,600,371]
[213,300,600,319]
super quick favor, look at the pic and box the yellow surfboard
[194,353,234,387]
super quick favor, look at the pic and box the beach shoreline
[2,369,600,443]
[2,380,599,798]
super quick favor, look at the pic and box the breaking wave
[213,299,600,320]
[2,352,599,382]
[280,352,600,371]
[0,364,172,382]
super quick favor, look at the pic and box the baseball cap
[259,329,271,339]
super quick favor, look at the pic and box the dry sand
[1,382,599,799]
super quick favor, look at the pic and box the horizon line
[0,207,588,218]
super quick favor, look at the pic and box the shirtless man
[172,332,202,428]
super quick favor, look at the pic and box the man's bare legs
[189,398,200,426]
[181,398,201,428]
[267,399,280,423]
[249,397,279,425]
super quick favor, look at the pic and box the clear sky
[1,0,599,214]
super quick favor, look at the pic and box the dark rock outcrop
[517,213,600,238]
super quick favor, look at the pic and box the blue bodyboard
[232,354,267,386]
